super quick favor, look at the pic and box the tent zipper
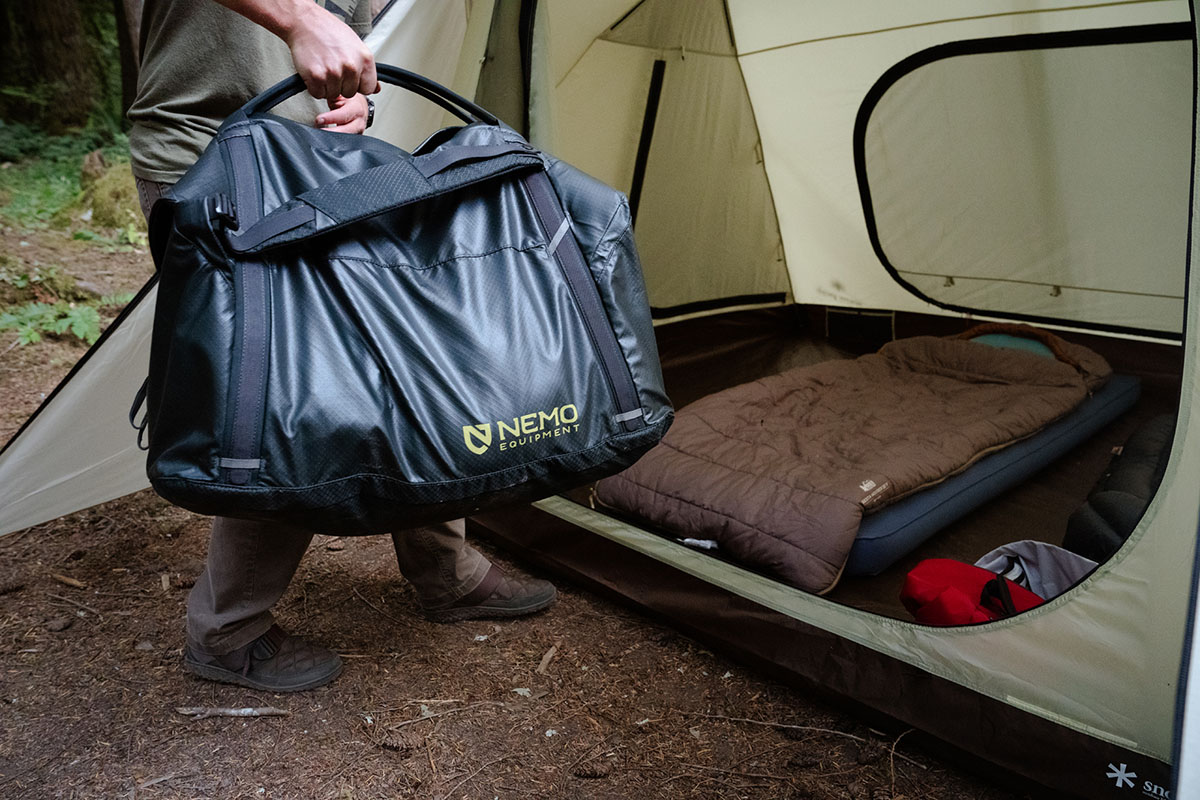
[521,170,644,433]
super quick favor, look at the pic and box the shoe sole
[183,657,343,692]
[424,591,557,624]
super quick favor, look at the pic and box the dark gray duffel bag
[134,65,673,534]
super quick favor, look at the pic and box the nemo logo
[463,404,581,455]
[462,423,493,455]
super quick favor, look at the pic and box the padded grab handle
[224,144,542,253]
[231,64,499,126]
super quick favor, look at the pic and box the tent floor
[470,307,1182,796]
[634,305,1185,619]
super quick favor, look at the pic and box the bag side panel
[146,226,236,486]
[547,159,672,429]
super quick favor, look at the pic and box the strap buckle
[207,193,238,229]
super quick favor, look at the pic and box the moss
[83,161,142,230]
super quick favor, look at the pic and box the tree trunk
[0,0,123,135]
[113,0,142,114]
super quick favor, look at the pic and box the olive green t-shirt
[128,0,372,183]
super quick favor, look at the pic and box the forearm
[208,0,325,42]
[208,0,378,100]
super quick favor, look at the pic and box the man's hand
[283,3,379,100]
[212,0,380,100]
[316,94,370,134]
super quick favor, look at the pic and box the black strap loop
[980,573,1018,618]
[225,150,541,253]
[129,377,150,451]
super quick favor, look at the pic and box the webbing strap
[224,150,542,253]
[415,143,537,178]
[521,170,644,434]
[547,216,571,255]
[219,132,270,485]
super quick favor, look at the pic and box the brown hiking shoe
[424,565,557,623]
[183,624,343,692]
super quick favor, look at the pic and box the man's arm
[210,0,379,101]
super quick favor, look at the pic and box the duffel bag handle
[229,63,499,127]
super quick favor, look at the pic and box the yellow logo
[463,404,580,455]
[462,423,493,455]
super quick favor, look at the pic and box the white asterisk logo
[1106,762,1137,789]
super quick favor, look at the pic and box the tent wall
[732,1,1190,324]
[469,1,1200,792]
[859,30,1190,336]
[534,0,790,316]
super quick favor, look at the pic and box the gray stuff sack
[975,540,1098,600]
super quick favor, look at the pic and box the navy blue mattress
[843,374,1142,577]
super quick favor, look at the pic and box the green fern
[0,300,102,345]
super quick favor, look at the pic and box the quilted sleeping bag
[596,327,1111,593]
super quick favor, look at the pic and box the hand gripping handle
[229,63,499,127]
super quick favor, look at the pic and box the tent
[1,1,1197,796]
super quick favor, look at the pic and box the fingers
[314,95,368,135]
[339,70,359,104]
[287,6,377,102]
[301,48,373,101]
[316,97,355,126]
[359,61,380,97]
[321,119,366,134]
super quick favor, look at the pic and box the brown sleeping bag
[595,326,1111,594]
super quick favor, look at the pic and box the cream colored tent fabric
[862,39,1190,333]
[516,0,1197,771]
[531,0,1190,326]
[730,1,1190,324]
[0,0,475,537]
[535,0,789,314]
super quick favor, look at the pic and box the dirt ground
[0,226,1028,800]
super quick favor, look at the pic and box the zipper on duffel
[521,169,645,434]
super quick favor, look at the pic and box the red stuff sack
[901,559,1045,625]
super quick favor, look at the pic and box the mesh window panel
[858,31,1191,337]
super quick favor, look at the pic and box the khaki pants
[137,177,490,656]
[186,518,489,655]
